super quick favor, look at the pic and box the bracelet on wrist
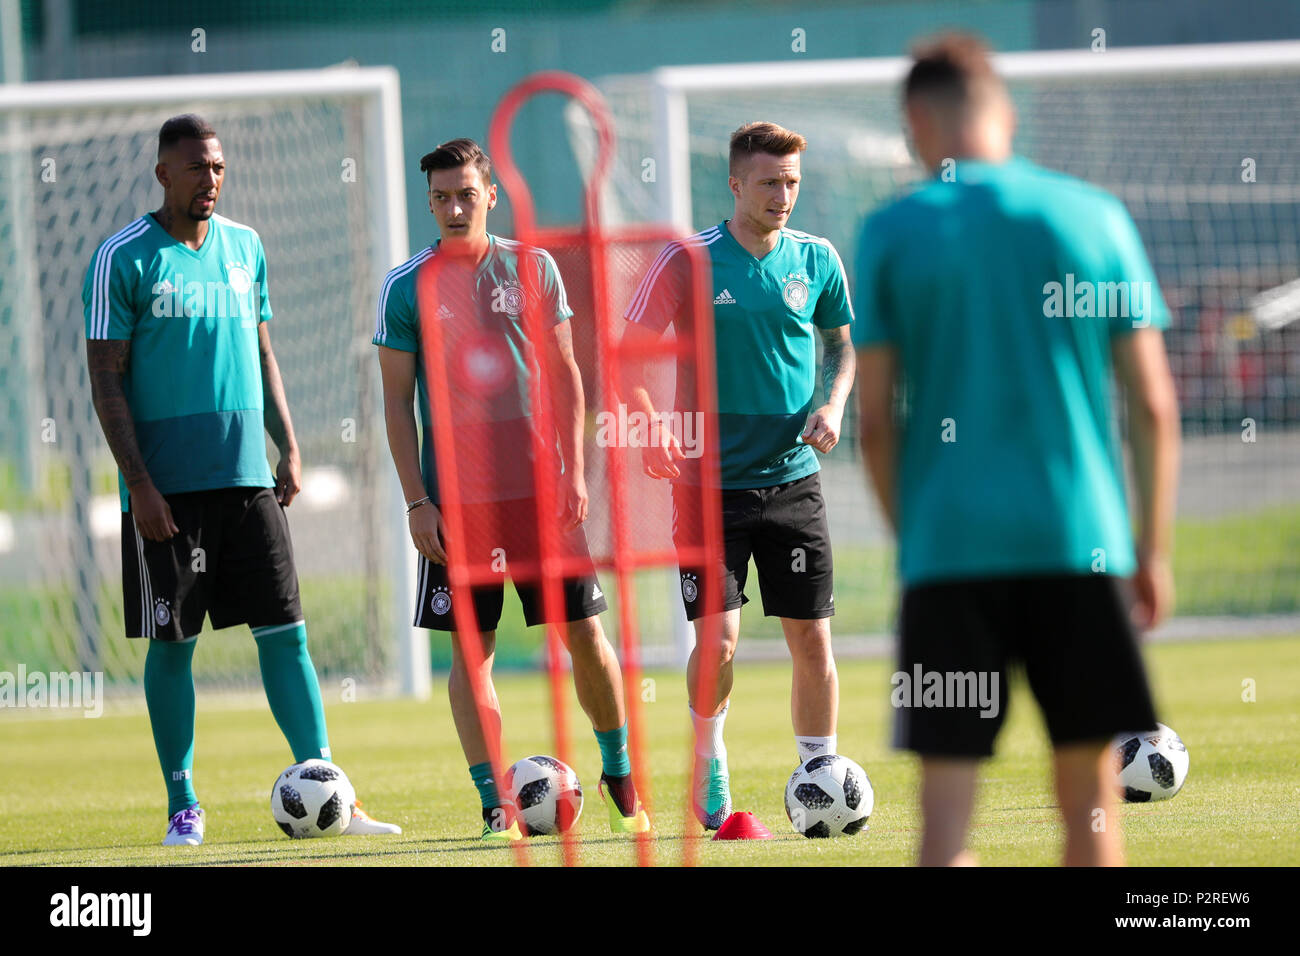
[406,496,431,515]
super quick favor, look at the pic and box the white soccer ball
[1113,723,1189,802]
[270,759,356,838]
[784,754,873,838]
[503,755,583,835]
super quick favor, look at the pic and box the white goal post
[568,40,1300,646]
[624,39,1300,231]
[0,66,432,699]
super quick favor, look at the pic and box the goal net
[570,42,1300,643]
[0,67,420,697]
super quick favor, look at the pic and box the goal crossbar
[648,39,1300,93]
[0,65,400,109]
[630,39,1300,234]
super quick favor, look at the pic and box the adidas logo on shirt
[592,584,603,601]
[438,304,455,319]
[713,288,736,305]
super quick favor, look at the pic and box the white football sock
[795,734,837,762]
[691,701,729,759]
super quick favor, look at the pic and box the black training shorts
[672,472,835,622]
[122,487,302,640]
[893,573,1159,758]
[414,496,607,632]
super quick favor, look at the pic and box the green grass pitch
[1,635,1297,867]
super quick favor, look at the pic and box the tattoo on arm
[86,339,151,488]
[819,327,856,407]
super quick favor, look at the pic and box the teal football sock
[595,723,632,778]
[253,621,331,763]
[144,637,199,816]
[469,762,501,809]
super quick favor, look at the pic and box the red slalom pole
[519,246,580,867]
[487,70,726,867]
[677,243,727,868]
[417,258,529,868]
[490,71,654,866]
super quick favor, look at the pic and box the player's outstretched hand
[131,481,179,541]
[409,502,447,565]
[275,452,302,507]
[801,404,843,454]
[642,425,685,480]
[557,472,589,532]
[1130,553,1174,632]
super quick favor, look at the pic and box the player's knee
[563,616,605,655]
[715,632,739,665]
[785,619,832,660]
[693,613,740,665]
[790,639,834,669]
[449,630,496,666]
[692,635,737,667]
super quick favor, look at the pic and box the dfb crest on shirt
[225,262,253,295]
[491,280,526,317]
[782,276,810,311]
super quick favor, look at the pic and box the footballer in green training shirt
[84,114,398,844]
[854,35,1180,866]
[374,138,650,841]
[622,122,857,830]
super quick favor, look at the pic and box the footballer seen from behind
[374,138,650,841]
[854,34,1181,866]
[83,114,398,845]
[621,122,856,830]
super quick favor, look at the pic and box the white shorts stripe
[415,553,430,621]
[132,518,152,637]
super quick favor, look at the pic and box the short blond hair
[729,121,806,176]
